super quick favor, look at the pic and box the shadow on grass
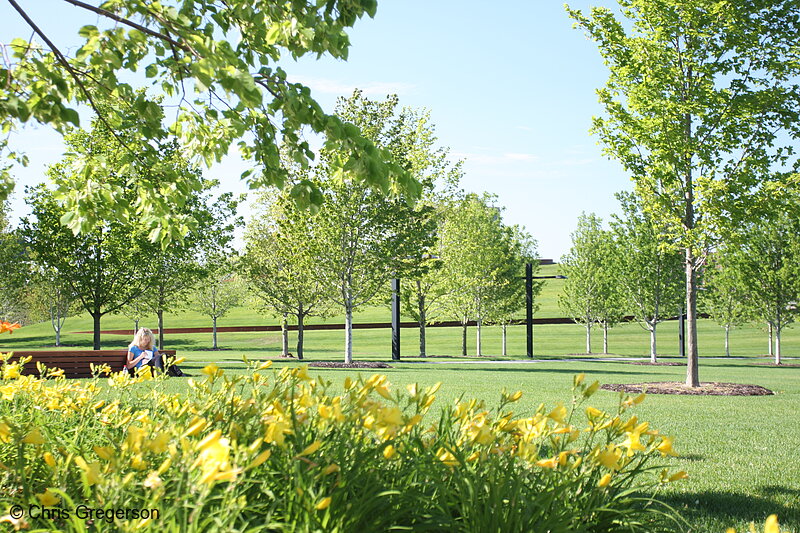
[662,490,800,529]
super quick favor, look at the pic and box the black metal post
[526,263,533,358]
[391,277,401,361]
[678,307,686,357]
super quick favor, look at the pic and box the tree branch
[6,0,135,154]
[61,0,191,53]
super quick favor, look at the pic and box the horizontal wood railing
[77,314,710,335]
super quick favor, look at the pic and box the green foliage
[713,212,800,363]
[1,0,417,243]
[701,245,751,357]
[0,362,685,532]
[313,92,439,362]
[567,0,800,383]
[242,189,333,359]
[0,202,28,323]
[21,184,152,349]
[559,213,621,354]
[611,192,684,361]
[438,194,535,356]
[191,257,243,349]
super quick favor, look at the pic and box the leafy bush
[0,354,685,532]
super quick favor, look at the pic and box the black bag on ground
[167,364,185,377]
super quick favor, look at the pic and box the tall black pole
[391,277,401,361]
[526,263,533,358]
[678,307,686,357]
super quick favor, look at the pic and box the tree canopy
[1,0,417,244]
[568,0,800,385]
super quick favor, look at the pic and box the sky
[2,0,628,259]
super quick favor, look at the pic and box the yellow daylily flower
[43,452,56,468]
[35,489,60,507]
[322,464,340,475]
[383,444,396,459]
[547,404,567,424]
[248,449,271,470]
[598,473,612,488]
[656,436,677,457]
[22,428,45,445]
[765,514,780,533]
[75,456,103,486]
[668,471,688,482]
[535,457,559,469]
[315,497,332,511]
[297,440,322,457]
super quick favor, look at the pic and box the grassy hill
[2,261,797,361]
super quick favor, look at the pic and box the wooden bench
[4,350,177,379]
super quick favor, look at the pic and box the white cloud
[289,75,416,97]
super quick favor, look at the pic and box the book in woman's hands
[140,350,154,364]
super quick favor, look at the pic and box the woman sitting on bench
[126,327,163,373]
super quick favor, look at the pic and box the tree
[23,183,153,349]
[439,194,522,357]
[484,225,541,357]
[192,258,242,350]
[702,248,750,357]
[559,213,620,355]
[24,267,77,346]
[1,0,418,242]
[611,192,684,362]
[398,255,449,357]
[145,187,240,350]
[0,201,28,323]
[243,190,332,360]
[719,214,800,364]
[568,1,800,385]
[313,92,437,363]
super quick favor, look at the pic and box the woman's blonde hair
[131,327,155,350]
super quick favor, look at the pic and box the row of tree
[240,91,539,361]
[560,194,800,365]
[0,91,539,360]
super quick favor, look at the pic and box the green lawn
[110,358,799,532]
[2,266,800,532]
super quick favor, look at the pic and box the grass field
[2,264,799,531]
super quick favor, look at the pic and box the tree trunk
[297,313,305,361]
[685,247,700,387]
[281,313,289,357]
[585,322,592,354]
[775,324,782,365]
[502,324,507,356]
[157,309,164,349]
[418,284,426,357]
[650,322,657,364]
[725,324,730,357]
[134,318,139,334]
[602,321,608,354]
[768,323,773,356]
[476,318,482,356]
[344,303,353,364]
[462,322,467,356]
[55,325,61,347]
[212,315,218,350]
[92,311,102,350]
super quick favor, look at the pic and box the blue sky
[3,0,627,259]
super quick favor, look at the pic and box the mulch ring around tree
[751,362,800,368]
[308,361,393,369]
[601,382,774,396]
